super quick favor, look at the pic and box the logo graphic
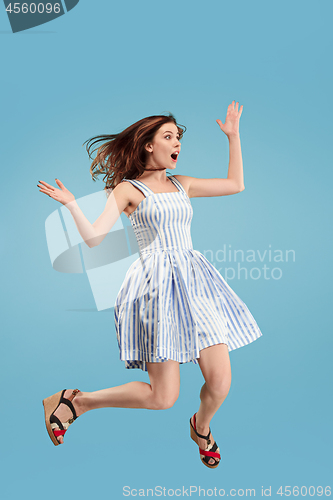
[3,0,79,33]
[44,190,152,312]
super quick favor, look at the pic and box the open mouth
[171,152,179,161]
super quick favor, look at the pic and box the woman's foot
[190,414,220,467]
[51,389,85,444]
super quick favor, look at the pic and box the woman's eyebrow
[164,131,180,135]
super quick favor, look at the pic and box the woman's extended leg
[192,343,231,465]
[51,360,180,444]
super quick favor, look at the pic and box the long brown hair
[83,113,186,192]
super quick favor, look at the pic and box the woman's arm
[226,132,244,190]
[176,100,245,198]
[38,179,130,248]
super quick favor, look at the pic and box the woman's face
[145,122,181,170]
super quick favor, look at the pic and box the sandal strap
[53,429,67,437]
[194,428,211,440]
[59,389,80,420]
[50,412,72,438]
[190,413,211,441]
[50,413,64,430]
[199,441,221,460]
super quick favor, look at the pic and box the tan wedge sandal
[42,389,80,446]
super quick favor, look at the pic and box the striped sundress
[114,175,262,371]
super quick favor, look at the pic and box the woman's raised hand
[37,179,75,208]
[216,100,243,138]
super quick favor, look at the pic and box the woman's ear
[145,143,153,153]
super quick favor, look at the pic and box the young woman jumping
[38,101,262,468]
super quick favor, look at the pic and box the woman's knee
[147,360,180,410]
[204,374,231,400]
[152,389,179,410]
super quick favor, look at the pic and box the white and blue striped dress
[114,175,262,371]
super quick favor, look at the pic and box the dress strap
[122,176,186,196]
[121,179,153,198]
[168,175,187,194]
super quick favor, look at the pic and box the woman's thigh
[146,360,180,408]
[197,343,232,393]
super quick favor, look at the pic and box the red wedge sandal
[190,413,221,468]
[42,389,80,446]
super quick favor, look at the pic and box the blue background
[1,0,332,498]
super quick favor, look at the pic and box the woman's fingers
[37,179,75,206]
[230,101,242,114]
[37,180,59,197]
[38,187,58,199]
[229,101,243,114]
[228,101,235,112]
[38,184,56,194]
[217,101,243,125]
[38,179,66,191]
[38,180,54,187]
[55,178,66,189]
[216,100,243,137]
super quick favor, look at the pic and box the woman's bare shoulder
[172,174,192,196]
[112,179,146,208]
[109,180,134,204]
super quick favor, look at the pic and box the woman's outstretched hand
[216,100,243,138]
[37,179,75,208]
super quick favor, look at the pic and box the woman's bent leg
[78,359,180,412]
[51,360,180,443]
